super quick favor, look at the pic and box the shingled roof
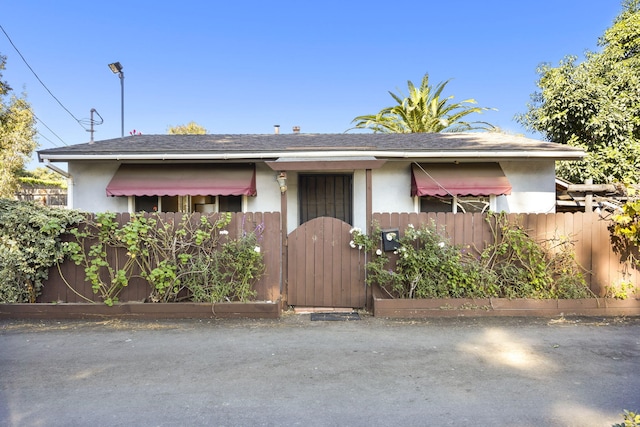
[38,133,584,162]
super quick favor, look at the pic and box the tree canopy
[167,121,207,135]
[517,1,640,184]
[0,54,37,198]
[349,72,494,133]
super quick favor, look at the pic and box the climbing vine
[65,212,265,305]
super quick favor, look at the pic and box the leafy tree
[517,1,640,184]
[167,121,207,134]
[349,72,494,133]
[0,54,37,197]
[18,167,66,188]
[20,166,65,182]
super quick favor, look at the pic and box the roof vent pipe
[293,126,300,133]
[274,125,280,135]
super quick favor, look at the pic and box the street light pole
[108,62,124,137]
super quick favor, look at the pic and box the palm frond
[348,72,495,134]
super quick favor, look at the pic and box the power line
[36,131,61,148]
[0,24,87,131]
[32,112,68,146]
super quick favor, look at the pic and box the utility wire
[413,162,453,197]
[33,112,68,146]
[36,131,61,148]
[0,24,87,131]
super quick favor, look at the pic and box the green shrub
[185,229,263,303]
[350,214,591,299]
[481,213,591,299]
[0,199,84,303]
[64,212,264,304]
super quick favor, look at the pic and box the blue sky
[1,1,623,169]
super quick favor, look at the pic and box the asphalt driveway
[1,314,639,427]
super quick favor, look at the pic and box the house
[37,132,588,308]
[38,132,584,233]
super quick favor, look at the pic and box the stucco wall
[69,162,126,212]
[66,159,557,231]
[499,161,557,213]
[249,163,282,212]
[369,160,557,216]
[371,162,415,214]
[68,162,283,214]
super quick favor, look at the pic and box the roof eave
[39,150,585,162]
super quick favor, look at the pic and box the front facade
[39,132,584,309]
[39,133,583,234]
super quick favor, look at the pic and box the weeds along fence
[373,211,638,296]
[39,212,282,303]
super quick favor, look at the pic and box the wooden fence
[37,211,637,304]
[373,212,638,296]
[38,212,282,304]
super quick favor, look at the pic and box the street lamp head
[108,62,123,74]
[108,62,125,137]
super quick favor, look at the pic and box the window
[218,195,242,212]
[134,195,179,212]
[420,196,492,213]
[135,195,158,212]
[134,195,243,213]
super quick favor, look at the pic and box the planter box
[373,297,640,318]
[0,301,281,320]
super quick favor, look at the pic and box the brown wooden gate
[287,217,366,308]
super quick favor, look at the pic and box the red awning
[106,164,256,197]
[411,163,511,197]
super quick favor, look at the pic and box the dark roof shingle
[38,133,584,160]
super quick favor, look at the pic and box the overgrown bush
[612,410,640,427]
[610,196,640,299]
[350,213,592,299]
[481,213,591,299]
[185,228,263,303]
[0,199,84,303]
[65,212,264,305]
[354,223,497,298]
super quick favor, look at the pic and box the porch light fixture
[108,62,124,137]
[276,172,287,193]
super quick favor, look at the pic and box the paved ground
[1,313,639,427]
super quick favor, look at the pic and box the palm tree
[349,73,494,133]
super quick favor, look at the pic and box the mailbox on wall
[381,229,400,252]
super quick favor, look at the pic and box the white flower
[376,249,382,256]
[349,240,356,249]
[407,224,414,229]
[219,230,229,235]
[358,245,363,250]
[438,242,445,248]
[254,246,261,253]
[349,227,361,235]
